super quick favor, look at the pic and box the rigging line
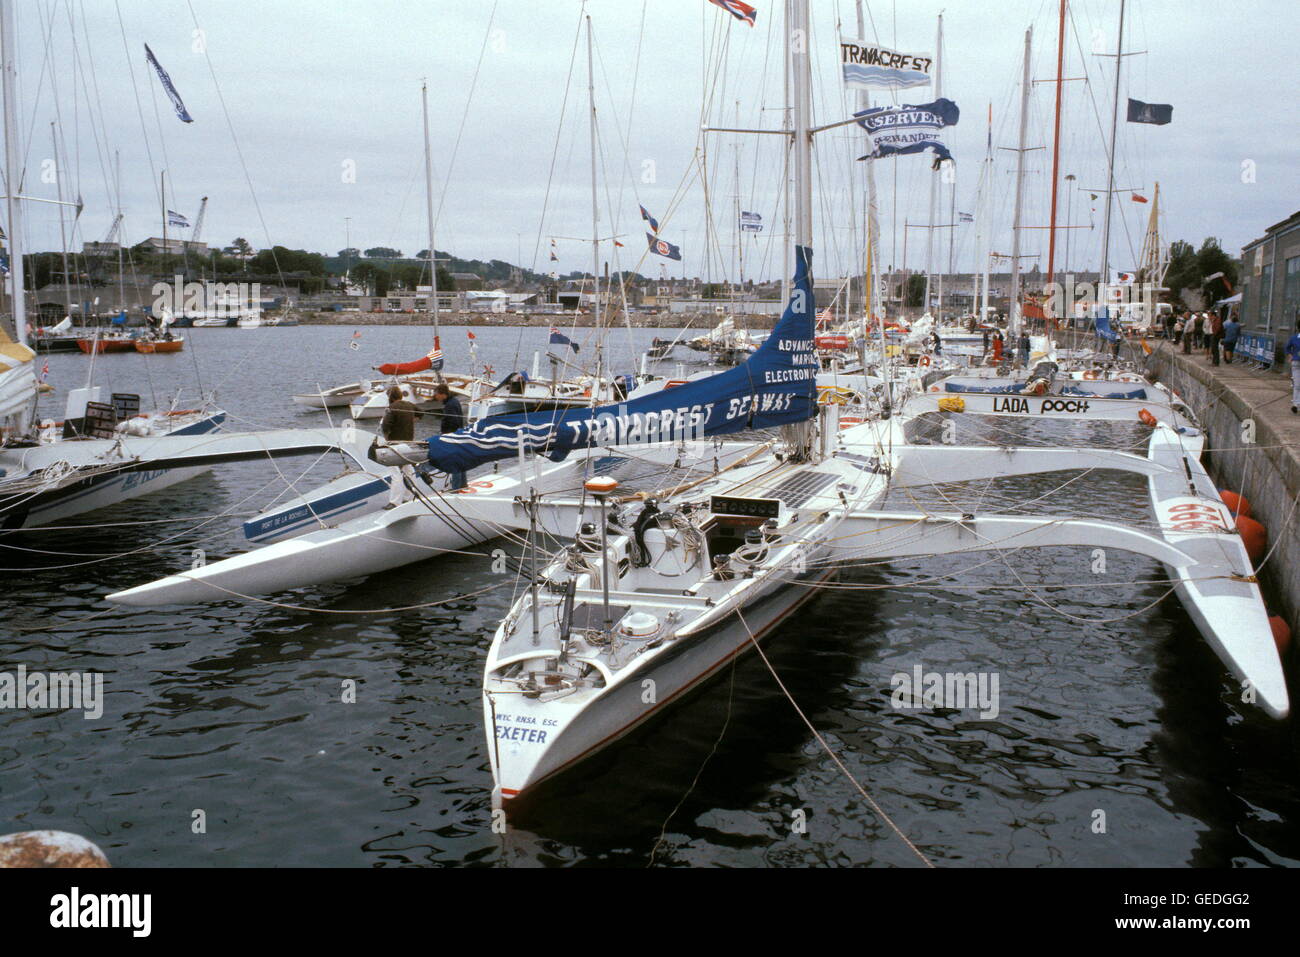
[646,653,739,868]
[430,0,499,234]
[111,0,161,211]
[164,578,512,618]
[530,6,585,274]
[734,605,934,868]
[183,0,289,294]
[12,0,56,197]
[0,468,293,569]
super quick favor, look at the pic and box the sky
[8,0,1298,286]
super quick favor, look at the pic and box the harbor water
[2,325,1298,867]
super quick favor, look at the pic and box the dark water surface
[2,325,1297,867]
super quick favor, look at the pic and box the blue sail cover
[425,246,820,473]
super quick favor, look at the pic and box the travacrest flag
[855,98,959,168]
[840,40,933,90]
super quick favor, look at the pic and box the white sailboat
[463,2,1288,812]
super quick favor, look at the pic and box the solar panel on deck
[765,471,838,507]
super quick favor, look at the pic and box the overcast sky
[9,0,1298,285]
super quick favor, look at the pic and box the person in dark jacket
[433,385,466,490]
[380,386,419,508]
[380,386,416,442]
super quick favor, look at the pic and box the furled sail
[425,246,819,474]
[0,327,37,437]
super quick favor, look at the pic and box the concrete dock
[1146,339,1300,647]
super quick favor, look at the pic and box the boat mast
[923,14,942,315]
[1099,0,1127,307]
[161,169,168,280]
[855,0,881,324]
[1009,26,1032,352]
[51,125,73,323]
[790,0,811,250]
[978,102,993,323]
[1045,0,1067,316]
[586,17,601,339]
[0,0,25,345]
[421,81,441,368]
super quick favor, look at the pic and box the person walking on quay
[1287,320,1300,414]
[1181,309,1194,353]
[1173,313,1185,345]
[1191,311,1204,349]
[1207,311,1225,366]
[1222,312,1241,363]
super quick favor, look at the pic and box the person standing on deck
[1287,320,1300,414]
[432,385,467,490]
[380,385,419,508]
[981,326,990,358]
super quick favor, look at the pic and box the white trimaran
[111,4,1287,813]
[447,2,1288,810]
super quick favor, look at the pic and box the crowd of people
[1169,308,1241,367]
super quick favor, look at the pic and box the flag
[144,44,194,124]
[707,0,757,27]
[647,233,682,261]
[0,250,8,275]
[349,330,362,351]
[466,330,476,340]
[549,327,579,353]
[740,211,763,233]
[550,251,558,262]
[167,210,191,228]
[39,361,49,383]
[1131,193,1148,204]
[614,239,625,248]
[958,211,974,223]
[639,204,660,233]
[855,98,959,168]
[1126,98,1172,126]
[427,345,444,371]
[1117,271,1135,283]
[840,40,933,91]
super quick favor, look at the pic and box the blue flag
[145,44,194,124]
[854,97,959,168]
[1094,307,1120,342]
[424,246,819,475]
[639,204,660,234]
[647,233,682,261]
[549,328,579,353]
